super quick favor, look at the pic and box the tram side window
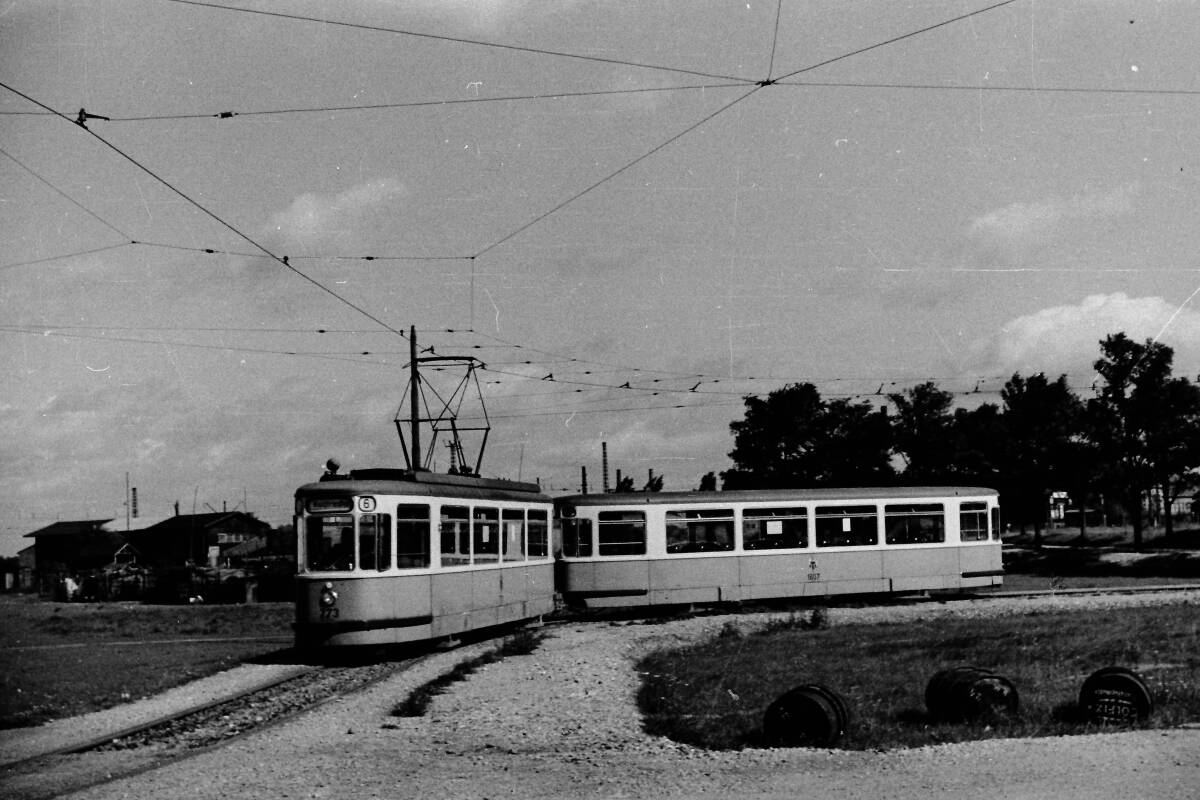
[528,510,549,558]
[474,507,500,564]
[561,517,593,557]
[597,511,646,556]
[743,507,807,550]
[306,515,354,571]
[959,502,989,542]
[665,509,734,554]
[440,506,471,566]
[815,505,878,547]
[358,514,393,571]
[502,509,525,562]
[991,507,1001,540]
[396,504,431,568]
[884,504,945,545]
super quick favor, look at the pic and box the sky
[4,0,1200,556]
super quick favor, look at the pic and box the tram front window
[306,515,354,571]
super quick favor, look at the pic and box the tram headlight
[319,582,338,609]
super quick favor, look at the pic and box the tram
[293,331,1004,647]
[293,326,555,648]
[294,467,555,648]
[555,486,1002,609]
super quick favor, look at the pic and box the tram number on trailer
[806,559,820,581]
[320,606,340,620]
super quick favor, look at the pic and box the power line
[100,83,752,122]
[472,86,762,258]
[129,239,472,262]
[2,323,466,335]
[0,243,134,273]
[772,0,1019,82]
[0,325,395,366]
[162,0,754,83]
[0,145,132,239]
[776,79,1200,98]
[14,78,1200,130]
[0,80,409,342]
[765,0,785,80]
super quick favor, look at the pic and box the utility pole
[410,324,421,470]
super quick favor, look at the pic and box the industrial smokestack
[602,442,610,493]
[581,465,588,495]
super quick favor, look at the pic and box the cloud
[973,292,1200,377]
[964,185,1139,266]
[969,184,1138,242]
[367,0,578,34]
[264,179,409,252]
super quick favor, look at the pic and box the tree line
[711,333,1200,547]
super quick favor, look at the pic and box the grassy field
[0,595,293,729]
[638,603,1200,751]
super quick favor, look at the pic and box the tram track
[0,657,421,800]
[964,582,1200,601]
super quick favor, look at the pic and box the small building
[19,510,285,603]
[127,511,274,569]
[23,519,125,598]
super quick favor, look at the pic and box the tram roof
[296,468,550,503]
[556,486,998,507]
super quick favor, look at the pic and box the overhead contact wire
[472,86,762,258]
[773,0,1018,81]
[0,243,135,273]
[0,146,133,240]
[104,84,752,122]
[0,81,408,340]
[162,0,754,83]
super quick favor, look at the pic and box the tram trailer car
[294,469,555,648]
[555,486,1002,609]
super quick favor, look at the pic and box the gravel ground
[14,592,1200,800]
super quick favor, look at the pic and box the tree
[999,373,1085,545]
[698,472,718,491]
[889,382,956,482]
[1088,333,1176,548]
[1143,376,1200,537]
[946,402,1006,487]
[723,383,893,489]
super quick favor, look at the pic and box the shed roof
[137,511,271,536]
[24,519,114,538]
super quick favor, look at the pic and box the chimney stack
[602,442,610,493]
